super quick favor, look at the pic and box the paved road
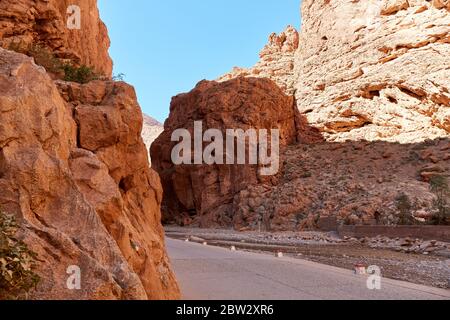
[166,238,450,300]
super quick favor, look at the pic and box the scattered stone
[189,236,206,243]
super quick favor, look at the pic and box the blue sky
[98,0,301,122]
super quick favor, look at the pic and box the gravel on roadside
[165,226,450,289]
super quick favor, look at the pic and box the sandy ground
[165,226,450,289]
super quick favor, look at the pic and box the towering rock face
[0,0,179,300]
[0,49,140,299]
[294,0,450,143]
[0,0,112,76]
[154,0,449,230]
[151,78,297,226]
[58,80,179,299]
[218,26,299,95]
[0,48,179,299]
[219,1,449,143]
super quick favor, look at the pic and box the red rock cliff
[151,78,297,227]
[153,0,450,231]
[0,1,179,300]
[0,0,113,76]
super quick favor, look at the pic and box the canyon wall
[154,0,450,230]
[220,0,450,143]
[0,1,179,299]
[0,0,112,76]
[295,0,450,143]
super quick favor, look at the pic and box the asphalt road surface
[166,238,450,300]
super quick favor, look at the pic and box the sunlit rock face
[158,0,449,230]
[294,0,450,143]
[0,0,180,299]
[58,79,180,300]
[220,1,449,143]
[0,0,113,76]
[0,48,180,299]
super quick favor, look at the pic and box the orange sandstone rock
[151,77,297,227]
[0,48,179,300]
[0,0,112,76]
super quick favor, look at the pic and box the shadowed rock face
[0,0,112,76]
[0,48,180,299]
[151,78,297,227]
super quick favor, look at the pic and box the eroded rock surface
[294,0,450,143]
[157,0,450,230]
[151,78,297,226]
[233,138,450,231]
[220,1,449,143]
[0,0,112,76]
[0,48,179,299]
[57,79,179,299]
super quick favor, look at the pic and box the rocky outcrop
[0,48,179,299]
[151,77,297,226]
[156,0,450,230]
[219,1,449,143]
[294,0,450,143]
[218,26,299,95]
[233,138,450,231]
[0,0,112,76]
[58,80,179,299]
[142,115,163,164]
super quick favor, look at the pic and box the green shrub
[27,44,63,74]
[429,175,450,225]
[63,64,100,84]
[7,41,27,54]
[8,42,101,84]
[0,212,40,300]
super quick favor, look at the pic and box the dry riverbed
[165,226,450,289]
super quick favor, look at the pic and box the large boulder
[151,77,297,227]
